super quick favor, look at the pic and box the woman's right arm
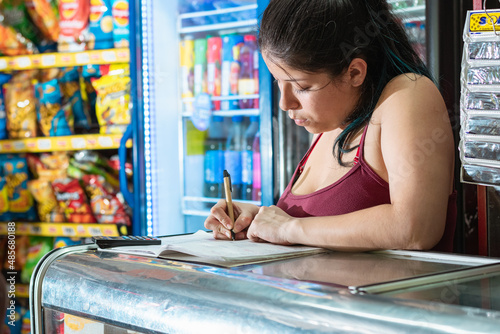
[204,200,260,240]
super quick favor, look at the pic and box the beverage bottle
[238,34,258,109]
[252,131,261,202]
[194,38,208,96]
[221,34,244,110]
[203,116,226,198]
[224,116,244,199]
[241,116,259,200]
[180,37,195,112]
[207,36,222,110]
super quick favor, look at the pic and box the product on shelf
[35,78,74,137]
[207,36,222,110]
[0,178,9,216]
[91,65,131,134]
[89,0,114,50]
[82,174,131,225]
[221,34,243,110]
[71,150,120,189]
[203,115,225,198]
[252,131,261,201]
[25,0,60,43]
[0,73,11,140]
[20,235,53,284]
[111,0,130,48]
[28,179,65,222]
[52,177,96,223]
[241,116,258,200]
[0,156,37,221]
[194,38,208,96]
[58,0,90,52]
[180,37,195,112]
[4,80,37,139]
[225,115,244,199]
[1,0,42,48]
[238,34,258,109]
[59,67,91,130]
[0,19,35,56]
[81,64,101,126]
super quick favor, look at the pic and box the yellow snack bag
[91,74,131,134]
[4,81,37,138]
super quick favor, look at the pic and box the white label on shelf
[16,57,31,68]
[0,59,7,70]
[13,141,26,150]
[62,227,76,236]
[102,51,117,62]
[89,227,102,236]
[75,52,90,64]
[30,225,42,234]
[98,136,113,147]
[41,55,56,67]
[71,137,86,149]
[37,139,52,150]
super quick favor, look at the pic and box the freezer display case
[30,243,500,333]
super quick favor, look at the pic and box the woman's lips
[292,118,306,126]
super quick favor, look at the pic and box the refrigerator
[129,0,277,236]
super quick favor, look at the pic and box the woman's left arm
[247,75,455,251]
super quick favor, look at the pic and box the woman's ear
[347,58,367,87]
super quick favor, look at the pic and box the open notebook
[101,230,326,267]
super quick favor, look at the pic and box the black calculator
[92,236,161,249]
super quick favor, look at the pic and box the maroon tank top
[276,125,457,252]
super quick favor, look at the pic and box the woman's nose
[279,86,300,111]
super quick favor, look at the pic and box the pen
[223,170,236,241]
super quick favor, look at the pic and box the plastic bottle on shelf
[180,36,195,113]
[252,131,261,202]
[207,36,222,110]
[241,116,259,200]
[221,34,244,111]
[224,116,244,199]
[203,116,226,198]
[238,34,258,109]
[194,38,208,96]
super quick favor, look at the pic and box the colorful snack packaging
[59,67,90,130]
[28,179,65,222]
[0,177,10,217]
[111,0,129,48]
[91,72,131,134]
[89,0,114,50]
[58,0,90,52]
[54,236,82,248]
[2,157,37,221]
[25,0,60,42]
[82,174,131,225]
[40,151,70,171]
[0,0,42,46]
[0,73,12,140]
[35,79,73,136]
[70,157,120,189]
[21,236,53,283]
[52,178,96,223]
[4,81,37,138]
[81,64,100,126]
[0,21,34,56]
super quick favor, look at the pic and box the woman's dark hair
[258,0,433,165]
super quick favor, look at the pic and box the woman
[204,0,456,252]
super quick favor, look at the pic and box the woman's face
[263,53,361,134]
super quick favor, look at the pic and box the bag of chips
[0,0,42,47]
[4,81,37,138]
[89,0,114,50]
[21,236,53,283]
[91,71,131,134]
[59,68,90,130]
[28,179,65,222]
[58,0,90,52]
[25,0,60,42]
[52,178,96,223]
[82,174,130,225]
[1,157,37,221]
[35,79,73,137]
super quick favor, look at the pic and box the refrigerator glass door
[389,0,427,63]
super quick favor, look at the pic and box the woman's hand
[247,205,297,245]
[204,200,259,240]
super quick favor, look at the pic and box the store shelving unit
[0,222,124,238]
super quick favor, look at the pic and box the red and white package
[82,174,131,226]
[58,0,91,52]
[52,178,96,223]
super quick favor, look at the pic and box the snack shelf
[0,48,130,71]
[0,134,132,153]
[0,222,124,237]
